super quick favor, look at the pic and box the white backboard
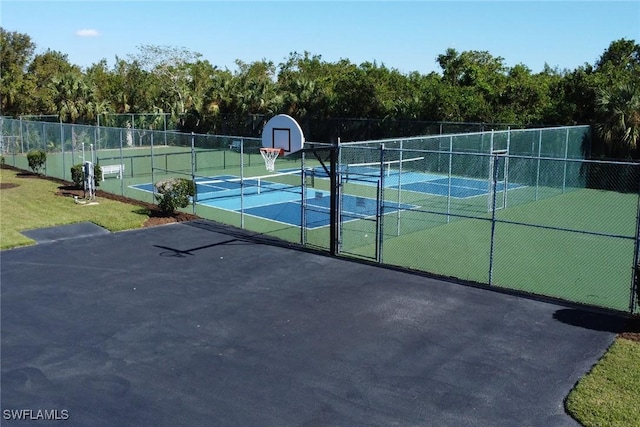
[261,114,304,156]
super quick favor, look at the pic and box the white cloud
[75,29,100,37]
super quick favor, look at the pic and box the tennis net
[194,169,313,200]
[344,156,425,180]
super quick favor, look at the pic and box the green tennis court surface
[357,187,638,313]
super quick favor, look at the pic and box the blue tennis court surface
[291,166,525,199]
[134,175,274,198]
[131,176,416,229]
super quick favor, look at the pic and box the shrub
[26,149,46,175]
[71,164,83,186]
[154,178,196,214]
[71,163,102,188]
[94,163,102,183]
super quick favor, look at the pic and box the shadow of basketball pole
[154,238,240,257]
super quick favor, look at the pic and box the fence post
[60,120,65,180]
[488,152,500,285]
[19,117,24,153]
[191,132,196,215]
[563,128,569,193]
[447,135,453,223]
[150,132,155,204]
[396,139,403,235]
[630,173,640,314]
[240,137,245,229]
[337,138,343,253]
[487,131,494,213]
[505,128,511,209]
[42,122,47,176]
[301,150,307,245]
[376,143,386,263]
[535,130,542,200]
[119,129,124,196]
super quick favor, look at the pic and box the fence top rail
[1,116,590,146]
[338,125,590,146]
[163,130,261,141]
[339,145,640,166]
[342,144,567,158]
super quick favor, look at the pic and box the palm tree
[50,73,94,123]
[595,81,640,158]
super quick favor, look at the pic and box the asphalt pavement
[1,220,625,426]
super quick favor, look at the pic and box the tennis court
[3,116,637,315]
[131,173,417,229]
[302,163,526,199]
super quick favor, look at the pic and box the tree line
[1,28,638,158]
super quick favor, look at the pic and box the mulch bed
[620,318,640,342]
[55,184,199,227]
[3,165,199,227]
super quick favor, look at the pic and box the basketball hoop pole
[329,141,339,256]
[303,142,340,256]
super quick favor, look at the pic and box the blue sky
[1,1,639,75]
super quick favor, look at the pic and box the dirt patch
[620,317,640,342]
[620,332,640,342]
[0,182,19,190]
[16,172,41,179]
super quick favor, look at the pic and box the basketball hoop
[260,147,283,172]
[260,115,304,171]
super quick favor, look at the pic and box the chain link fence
[1,117,637,314]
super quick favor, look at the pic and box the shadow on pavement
[553,308,628,333]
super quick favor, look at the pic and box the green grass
[0,167,150,249]
[566,338,640,427]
